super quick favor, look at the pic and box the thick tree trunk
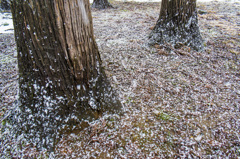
[11,0,120,150]
[149,0,203,51]
[92,0,113,9]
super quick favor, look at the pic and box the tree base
[5,69,122,151]
[91,0,113,9]
[149,24,203,51]
[149,6,204,52]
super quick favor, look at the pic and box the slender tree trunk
[11,0,120,150]
[92,0,113,9]
[149,0,203,51]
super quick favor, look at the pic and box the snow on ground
[0,12,14,34]
[0,0,239,158]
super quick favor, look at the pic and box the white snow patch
[0,12,14,33]
[112,76,119,83]
[132,79,138,88]
[77,85,81,90]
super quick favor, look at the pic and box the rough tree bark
[11,0,120,150]
[91,0,113,9]
[149,0,203,51]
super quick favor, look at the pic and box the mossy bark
[149,0,203,51]
[11,0,121,150]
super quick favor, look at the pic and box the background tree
[92,0,113,9]
[0,0,10,10]
[11,0,120,150]
[149,0,203,51]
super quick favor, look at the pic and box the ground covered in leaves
[1,1,240,158]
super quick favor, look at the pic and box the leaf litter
[0,1,240,158]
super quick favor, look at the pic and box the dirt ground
[0,1,240,158]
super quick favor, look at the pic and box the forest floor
[0,1,240,158]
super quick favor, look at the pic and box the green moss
[154,111,175,121]
[121,9,128,12]
[158,112,171,121]
[3,22,9,26]
[1,120,6,127]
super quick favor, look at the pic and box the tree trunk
[11,0,120,150]
[149,0,203,51]
[92,0,113,9]
[0,0,10,10]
